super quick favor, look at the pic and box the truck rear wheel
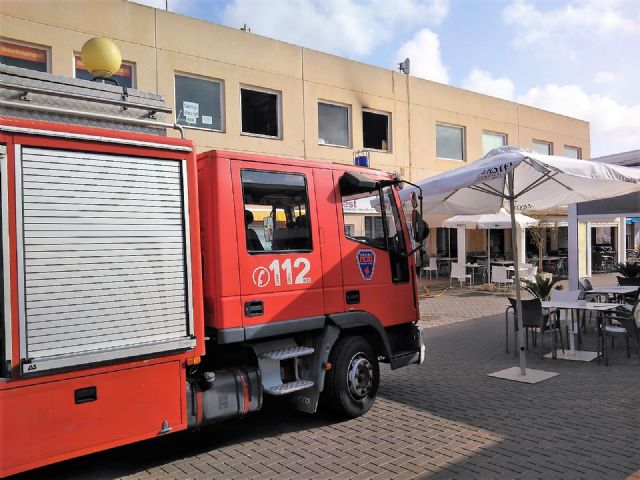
[323,336,379,418]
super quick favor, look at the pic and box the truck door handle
[75,386,97,404]
[245,300,264,317]
[346,290,360,305]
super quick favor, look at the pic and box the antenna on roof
[398,58,410,75]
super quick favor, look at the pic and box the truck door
[231,162,325,336]
[337,174,417,326]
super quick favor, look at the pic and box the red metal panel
[230,159,325,327]
[0,361,185,477]
[197,151,242,329]
[311,167,344,313]
[334,171,419,327]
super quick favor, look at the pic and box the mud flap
[290,324,340,413]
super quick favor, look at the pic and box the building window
[241,170,311,252]
[318,102,350,147]
[174,74,223,131]
[564,146,581,159]
[482,131,507,156]
[436,124,465,160]
[75,55,135,88]
[0,39,48,72]
[241,87,280,138]
[363,110,390,151]
[532,140,552,155]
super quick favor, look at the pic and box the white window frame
[564,145,582,159]
[73,52,137,88]
[174,71,225,133]
[435,123,466,161]
[0,37,50,73]
[482,131,507,155]
[362,108,391,153]
[240,85,282,139]
[318,100,352,148]
[532,140,553,155]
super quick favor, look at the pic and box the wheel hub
[346,352,373,400]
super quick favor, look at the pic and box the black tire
[323,335,379,418]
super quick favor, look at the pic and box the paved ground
[14,275,640,479]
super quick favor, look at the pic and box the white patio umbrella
[402,147,640,381]
[443,208,538,281]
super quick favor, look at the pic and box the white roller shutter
[16,147,195,374]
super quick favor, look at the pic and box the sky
[131,0,640,158]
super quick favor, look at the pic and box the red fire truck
[0,64,428,477]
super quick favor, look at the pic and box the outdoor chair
[422,257,438,279]
[450,263,471,289]
[508,297,564,358]
[492,266,513,293]
[598,299,640,365]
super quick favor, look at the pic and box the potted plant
[521,275,563,301]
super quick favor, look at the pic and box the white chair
[492,266,514,293]
[450,263,471,289]
[422,257,438,279]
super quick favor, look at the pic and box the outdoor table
[540,301,620,361]
[504,301,620,360]
[492,259,514,266]
[589,285,640,303]
[462,263,486,285]
[589,285,639,295]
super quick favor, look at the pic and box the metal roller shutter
[17,147,195,374]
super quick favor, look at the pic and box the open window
[241,87,280,138]
[363,110,390,151]
[241,170,312,253]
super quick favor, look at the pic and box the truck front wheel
[323,336,379,418]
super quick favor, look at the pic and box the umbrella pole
[487,229,491,283]
[507,172,527,376]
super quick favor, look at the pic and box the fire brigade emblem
[356,249,376,280]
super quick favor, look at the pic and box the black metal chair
[508,298,564,359]
[598,299,640,365]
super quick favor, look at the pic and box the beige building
[0,0,590,256]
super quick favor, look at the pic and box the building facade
[0,0,591,255]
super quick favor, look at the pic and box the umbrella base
[488,366,558,384]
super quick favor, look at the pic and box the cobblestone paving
[15,275,640,480]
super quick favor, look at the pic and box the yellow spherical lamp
[80,37,122,79]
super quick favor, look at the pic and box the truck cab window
[241,170,312,253]
[341,191,386,250]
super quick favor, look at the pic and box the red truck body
[0,69,426,477]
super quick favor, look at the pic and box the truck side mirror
[413,216,430,243]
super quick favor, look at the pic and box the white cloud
[461,68,515,100]
[594,71,617,85]
[503,0,639,48]
[220,0,449,58]
[518,84,640,157]
[395,29,448,83]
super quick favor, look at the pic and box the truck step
[259,346,314,361]
[264,380,314,396]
